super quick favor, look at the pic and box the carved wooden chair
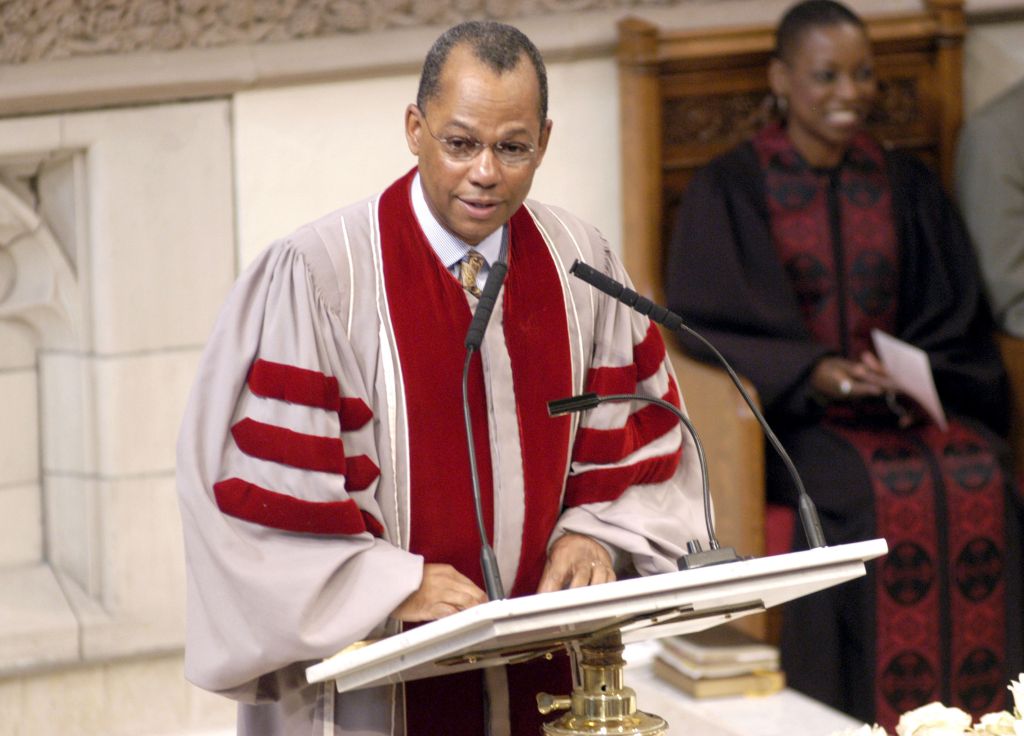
[617,0,967,640]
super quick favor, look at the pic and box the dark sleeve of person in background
[663,142,831,424]
[664,143,1008,436]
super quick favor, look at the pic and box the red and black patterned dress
[665,123,1023,730]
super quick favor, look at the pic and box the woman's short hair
[774,0,867,62]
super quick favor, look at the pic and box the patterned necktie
[459,249,485,298]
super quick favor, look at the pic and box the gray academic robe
[957,78,1024,337]
[176,171,707,735]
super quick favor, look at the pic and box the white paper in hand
[870,329,948,431]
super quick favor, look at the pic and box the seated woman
[664,0,1022,728]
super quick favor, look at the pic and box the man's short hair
[417,21,548,124]
[774,0,867,62]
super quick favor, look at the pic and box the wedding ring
[838,378,853,397]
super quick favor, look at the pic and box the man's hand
[390,563,488,622]
[536,533,615,594]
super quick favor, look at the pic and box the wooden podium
[307,539,887,734]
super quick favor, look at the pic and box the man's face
[405,44,551,245]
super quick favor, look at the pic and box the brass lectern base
[537,630,668,736]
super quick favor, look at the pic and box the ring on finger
[838,378,853,397]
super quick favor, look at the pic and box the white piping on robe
[340,215,355,339]
[524,204,587,438]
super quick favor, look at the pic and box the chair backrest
[617,0,966,303]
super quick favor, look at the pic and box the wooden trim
[617,2,966,596]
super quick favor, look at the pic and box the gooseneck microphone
[567,259,827,550]
[548,391,740,569]
[462,259,509,600]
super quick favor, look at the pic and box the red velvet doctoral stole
[378,170,575,735]
[377,169,573,595]
[754,123,899,358]
[755,126,1010,726]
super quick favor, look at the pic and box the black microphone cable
[567,259,827,550]
[462,258,509,600]
[547,391,740,569]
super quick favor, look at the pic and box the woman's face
[769,22,877,167]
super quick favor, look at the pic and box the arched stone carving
[0,182,77,348]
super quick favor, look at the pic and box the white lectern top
[306,539,887,693]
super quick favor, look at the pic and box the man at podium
[176,20,707,735]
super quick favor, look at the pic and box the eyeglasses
[418,111,537,167]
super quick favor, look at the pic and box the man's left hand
[536,533,615,593]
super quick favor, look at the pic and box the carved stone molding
[1,0,696,65]
[0,178,77,346]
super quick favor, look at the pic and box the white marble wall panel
[0,116,61,158]
[60,100,236,354]
[38,351,94,476]
[0,321,35,369]
[103,655,192,735]
[528,57,621,249]
[44,474,99,596]
[0,484,42,566]
[233,55,622,268]
[39,476,185,662]
[98,476,184,618]
[16,665,107,735]
[92,349,202,476]
[233,73,417,267]
[0,652,235,736]
[0,370,38,486]
[0,564,77,674]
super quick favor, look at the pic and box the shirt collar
[411,171,504,268]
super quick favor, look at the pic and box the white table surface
[625,641,864,736]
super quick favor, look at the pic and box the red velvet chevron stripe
[213,477,382,536]
[360,510,385,537]
[339,398,373,431]
[248,359,340,411]
[581,322,666,396]
[570,378,681,465]
[345,455,381,491]
[248,359,373,430]
[232,417,346,474]
[563,451,680,506]
[231,418,382,493]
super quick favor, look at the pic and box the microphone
[548,392,741,569]
[462,259,509,600]
[465,262,508,351]
[567,259,827,550]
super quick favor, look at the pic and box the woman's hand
[811,352,897,401]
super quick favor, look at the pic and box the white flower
[896,702,973,736]
[973,711,1018,735]
[1009,673,1024,718]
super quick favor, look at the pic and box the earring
[774,94,789,117]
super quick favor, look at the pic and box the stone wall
[1,1,1022,733]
